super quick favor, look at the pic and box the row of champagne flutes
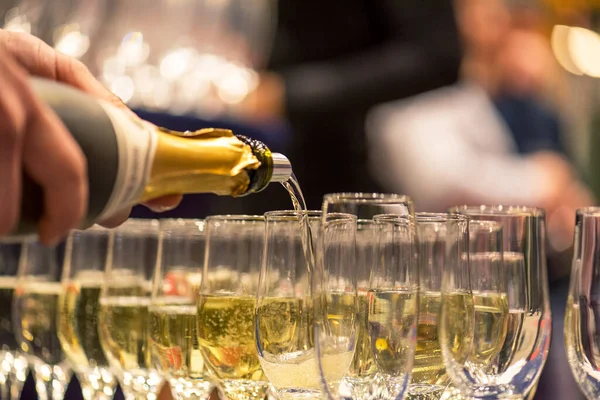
[0,192,552,400]
[305,194,550,400]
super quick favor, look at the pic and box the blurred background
[1,0,599,398]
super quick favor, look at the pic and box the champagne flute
[197,215,269,400]
[315,192,415,400]
[342,219,378,399]
[149,219,215,399]
[439,220,511,399]
[97,219,164,399]
[565,207,600,399]
[13,239,71,400]
[0,239,28,400]
[255,210,358,399]
[58,226,118,400]
[369,215,420,399]
[404,213,473,400]
[447,206,552,399]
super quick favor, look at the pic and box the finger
[98,208,132,229]
[0,31,134,113]
[0,57,27,236]
[21,94,88,245]
[143,195,183,213]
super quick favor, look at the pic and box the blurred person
[239,0,463,211]
[0,30,181,245]
[366,0,593,253]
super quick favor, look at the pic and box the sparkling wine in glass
[58,226,118,400]
[404,213,473,400]
[149,219,215,400]
[13,240,71,400]
[255,210,358,400]
[315,192,416,400]
[197,215,269,400]
[446,206,552,399]
[0,239,28,400]
[97,219,164,399]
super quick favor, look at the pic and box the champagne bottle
[13,78,292,237]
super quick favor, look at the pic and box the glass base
[31,360,70,400]
[0,352,28,400]
[272,388,322,400]
[119,369,163,400]
[169,377,214,400]
[407,384,447,400]
[76,366,117,400]
[220,379,270,400]
[440,385,524,400]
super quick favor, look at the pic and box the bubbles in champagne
[15,281,63,359]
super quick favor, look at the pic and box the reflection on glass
[58,226,117,400]
[0,239,28,400]
[447,205,552,399]
[150,219,214,400]
[98,219,164,399]
[13,240,71,400]
[197,215,269,400]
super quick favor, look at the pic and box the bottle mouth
[270,153,293,183]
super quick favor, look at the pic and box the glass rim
[469,220,503,233]
[264,210,322,220]
[415,212,468,223]
[323,192,413,205]
[372,214,414,226]
[205,214,264,223]
[448,205,545,217]
[158,218,205,236]
[113,218,160,234]
[576,207,600,218]
[0,234,37,244]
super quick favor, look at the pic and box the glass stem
[32,365,70,400]
[80,384,117,400]
[169,378,213,400]
[0,352,27,400]
[77,368,117,400]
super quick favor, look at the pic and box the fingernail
[147,204,178,213]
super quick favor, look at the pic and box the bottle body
[13,78,291,237]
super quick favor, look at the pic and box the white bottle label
[96,101,158,220]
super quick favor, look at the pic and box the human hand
[529,151,595,252]
[546,180,595,253]
[0,30,181,241]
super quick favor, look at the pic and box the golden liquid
[58,271,148,374]
[14,282,65,365]
[58,282,108,370]
[98,296,152,371]
[197,294,264,381]
[149,301,205,379]
[368,289,419,376]
[349,293,376,378]
[411,291,473,399]
[255,293,356,394]
[496,309,526,372]
[469,292,509,372]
